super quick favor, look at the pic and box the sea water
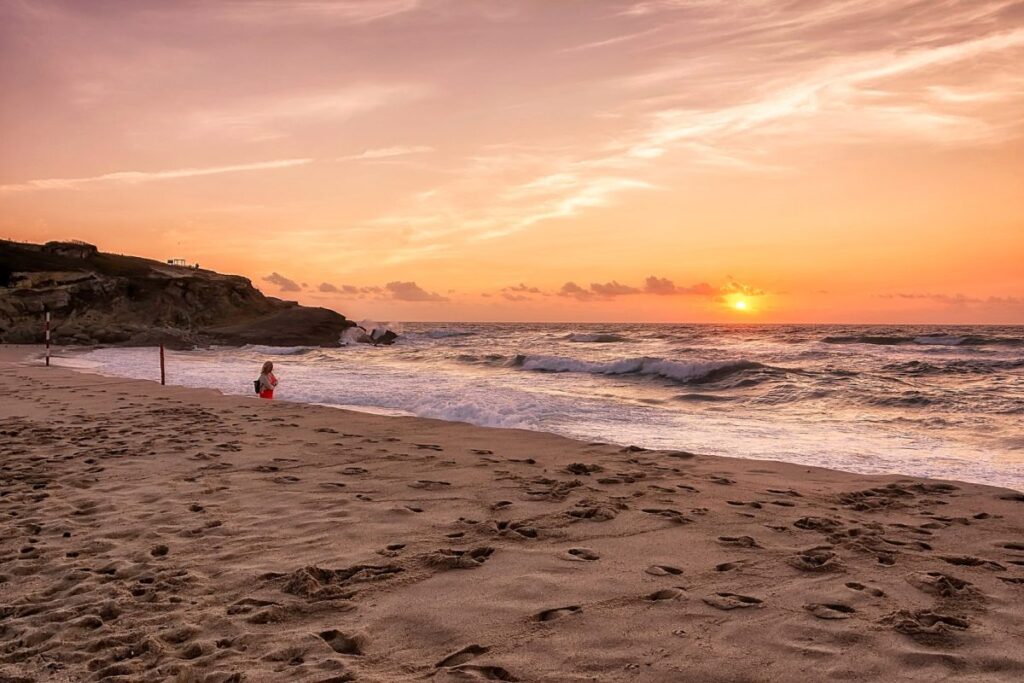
[60,323,1024,490]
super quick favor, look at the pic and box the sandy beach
[1,345,1022,682]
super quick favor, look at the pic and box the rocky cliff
[0,240,354,347]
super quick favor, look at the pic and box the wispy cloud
[337,146,435,161]
[0,158,313,194]
[186,85,430,140]
[209,0,422,26]
[881,292,1024,306]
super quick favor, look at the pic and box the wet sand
[1,345,1022,682]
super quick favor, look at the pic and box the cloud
[385,280,448,302]
[721,280,766,297]
[211,0,422,26]
[881,292,1024,306]
[263,272,301,292]
[338,146,435,161]
[590,280,641,297]
[549,276,766,302]
[0,158,313,194]
[643,276,718,296]
[558,282,597,301]
[319,282,387,296]
[503,283,543,295]
[187,85,430,140]
[644,276,677,295]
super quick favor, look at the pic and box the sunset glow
[1,0,1022,323]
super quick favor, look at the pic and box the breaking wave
[240,345,316,356]
[823,334,1023,347]
[420,328,476,339]
[883,358,1024,375]
[509,354,772,384]
[565,332,629,343]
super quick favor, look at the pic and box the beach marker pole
[160,344,166,385]
[44,311,50,367]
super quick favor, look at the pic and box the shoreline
[43,342,1024,492]
[2,343,1023,681]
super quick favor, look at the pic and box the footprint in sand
[788,547,844,572]
[906,571,974,599]
[414,443,444,451]
[428,547,495,569]
[888,609,969,643]
[940,555,1005,571]
[565,462,602,475]
[642,508,692,524]
[646,587,684,601]
[717,536,760,548]
[805,602,855,619]
[794,516,843,533]
[319,629,364,655]
[535,605,582,622]
[645,565,682,576]
[409,479,452,490]
[565,505,618,522]
[447,664,516,681]
[436,644,489,668]
[766,488,803,497]
[845,581,885,597]
[702,593,764,610]
[563,548,600,561]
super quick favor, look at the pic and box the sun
[733,299,748,311]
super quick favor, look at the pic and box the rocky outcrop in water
[0,240,354,347]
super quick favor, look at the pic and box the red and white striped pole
[159,344,166,385]
[44,311,51,367]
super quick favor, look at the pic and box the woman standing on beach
[258,361,278,399]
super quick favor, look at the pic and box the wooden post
[159,344,166,385]
[44,311,51,367]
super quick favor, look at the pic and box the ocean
[59,323,1024,491]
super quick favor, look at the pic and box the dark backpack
[254,379,261,394]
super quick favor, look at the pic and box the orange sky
[1,0,1022,323]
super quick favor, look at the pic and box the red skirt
[259,389,274,399]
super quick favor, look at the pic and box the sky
[1,0,1022,324]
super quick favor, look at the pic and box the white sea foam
[240,344,316,355]
[913,335,965,346]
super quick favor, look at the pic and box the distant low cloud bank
[557,276,765,302]
[262,272,301,292]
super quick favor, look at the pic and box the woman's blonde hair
[261,361,274,375]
